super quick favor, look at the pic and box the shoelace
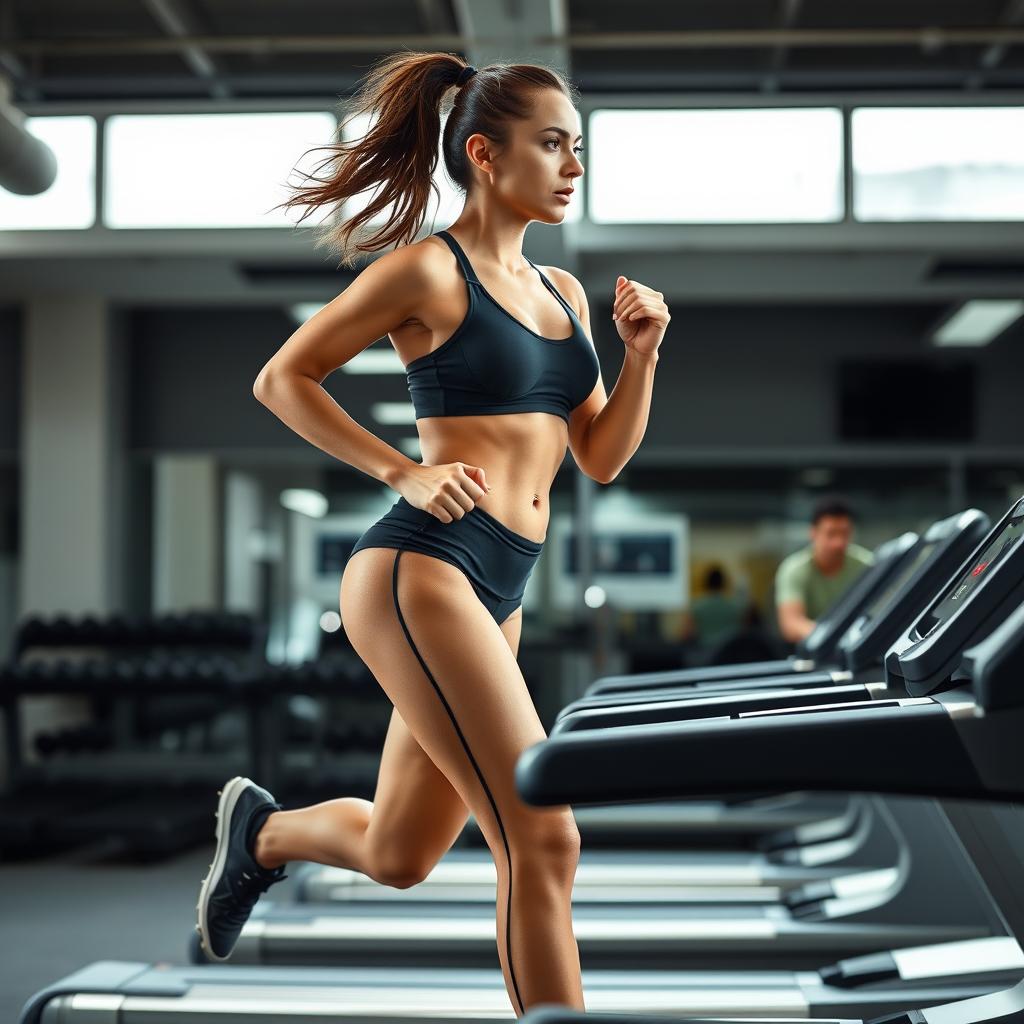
[212,867,290,929]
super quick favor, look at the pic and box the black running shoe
[196,776,289,962]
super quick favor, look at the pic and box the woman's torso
[386,230,598,544]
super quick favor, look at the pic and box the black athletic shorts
[349,496,544,625]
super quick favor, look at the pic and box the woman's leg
[253,582,526,882]
[252,706,469,885]
[335,545,584,1016]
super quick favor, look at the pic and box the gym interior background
[1,1,1023,1020]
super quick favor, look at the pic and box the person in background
[683,564,746,652]
[775,494,874,644]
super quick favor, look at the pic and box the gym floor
[0,838,300,1020]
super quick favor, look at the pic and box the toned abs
[388,236,581,544]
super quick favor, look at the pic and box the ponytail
[271,51,576,268]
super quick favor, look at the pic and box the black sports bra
[403,230,600,424]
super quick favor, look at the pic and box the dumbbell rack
[0,611,390,861]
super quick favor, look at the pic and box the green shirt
[774,543,875,621]
[690,593,746,648]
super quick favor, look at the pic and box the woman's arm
[586,346,659,485]
[559,270,666,485]
[253,245,433,489]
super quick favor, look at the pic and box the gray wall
[124,301,1024,457]
[0,306,21,457]
[0,307,22,661]
[646,304,1021,450]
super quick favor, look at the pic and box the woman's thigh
[362,705,469,881]
[340,545,576,857]
[361,594,527,880]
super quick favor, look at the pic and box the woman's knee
[361,803,452,888]
[508,811,581,873]
[364,842,436,890]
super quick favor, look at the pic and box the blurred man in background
[775,495,874,643]
[683,565,746,652]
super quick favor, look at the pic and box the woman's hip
[349,496,544,604]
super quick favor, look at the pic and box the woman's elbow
[253,367,281,403]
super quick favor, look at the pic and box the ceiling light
[800,467,834,487]
[280,488,328,518]
[288,302,327,325]
[372,402,417,425]
[341,349,406,374]
[398,437,422,459]
[931,299,1024,347]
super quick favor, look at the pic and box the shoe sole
[195,775,277,962]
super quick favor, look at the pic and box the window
[104,111,336,228]
[852,106,1024,221]
[589,107,844,223]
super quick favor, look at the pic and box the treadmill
[153,516,1024,973]
[516,594,1024,1024]
[19,935,1024,1024]
[19,929,1024,1024]
[516,499,1024,922]
[294,807,879,903]
[186,791,992,969]
[553,508,991,729]
[18,522,1024,1022]
[294,510,987,906]
[518,496,1024,811]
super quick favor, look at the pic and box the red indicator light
[971,561,989,577]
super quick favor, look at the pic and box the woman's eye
[546,139,585,155]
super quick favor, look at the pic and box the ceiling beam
[965,0,1024,90]
[8,26,1024,59]
[140,0,234,100]
[17,67,1024,101]
[762,0,804,94]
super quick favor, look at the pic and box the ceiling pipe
[0,75,57,195]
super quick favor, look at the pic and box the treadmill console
[885,496,1024,696]
[837,509,992,673]
[917,512,1024,639]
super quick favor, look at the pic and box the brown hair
[270,51,578,268]
[811,494,856,525]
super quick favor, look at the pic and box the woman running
[196,51,669,1016]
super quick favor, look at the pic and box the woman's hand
[396,462,491,523]
[611,275,671,356]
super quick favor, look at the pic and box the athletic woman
[196,51,669,1016]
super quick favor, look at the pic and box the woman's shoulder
[369,233,459,293]
[535,263,585,318]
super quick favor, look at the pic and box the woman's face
[469,88,585,223]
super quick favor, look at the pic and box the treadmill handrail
[515,700,1014,807]
[959,598,1024,712]
[552,683,872,734]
